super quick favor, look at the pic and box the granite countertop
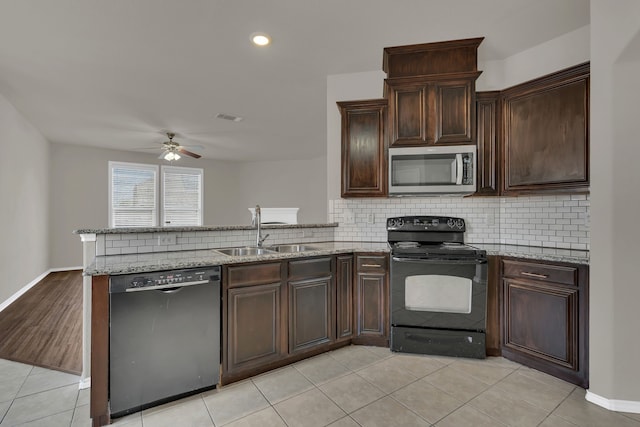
[84,241,589,276]
[74,223,338,234]
[472,243,589,265]
[85,241,390,276]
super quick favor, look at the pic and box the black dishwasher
[109,266,220,417]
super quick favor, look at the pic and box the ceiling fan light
[164,152,176,161]
[173,153,181,160]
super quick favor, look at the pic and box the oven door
[390,256,487,332]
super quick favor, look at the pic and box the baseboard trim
[50,266,83,272]
[0,267,82,313]
[79,377,91,390]
[586,390,640,413]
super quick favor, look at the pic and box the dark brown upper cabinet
[337,99,387,198]
[501,63,590,195]
[475,91,501,196]
[383,38,483,147]
[385,76,479,146]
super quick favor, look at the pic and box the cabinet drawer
[356,254,388,272]
[288,257,332,280]
[502,259,577,286]
[227,262,282,288]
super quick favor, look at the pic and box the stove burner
[394,241,420,249]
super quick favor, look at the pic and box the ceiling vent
[216,113,243,122]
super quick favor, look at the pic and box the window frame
[108,161,204,228]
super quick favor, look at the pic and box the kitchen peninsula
[78,220,588,427]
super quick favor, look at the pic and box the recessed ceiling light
[251,32,271,47]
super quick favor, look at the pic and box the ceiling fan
[157,132,202,161]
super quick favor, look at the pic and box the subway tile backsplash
[94,194,589,256]
[330,194,589,250]
[95,227,336,256]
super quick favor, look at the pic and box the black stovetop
[387,216,485,259]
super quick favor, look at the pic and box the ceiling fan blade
[181,144,204,151]
[177,147,201,159]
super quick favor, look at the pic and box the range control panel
[386,216,466,232]
[109,266,221,294]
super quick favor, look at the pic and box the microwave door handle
[455,153,463,185]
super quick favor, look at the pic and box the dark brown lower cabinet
[353,254,389,346]
[485,256,501,356]
[336,255,354,341]
[288,257,334,354]
[501,258,589,387]
[221,253,389,385]
[224,262,286,378]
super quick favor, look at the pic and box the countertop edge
[74,223,339,234]
[83,242,589,276]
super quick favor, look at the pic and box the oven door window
[405,275,472,314]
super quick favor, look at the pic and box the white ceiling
[0,0,589,162]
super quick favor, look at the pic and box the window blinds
[109,162,159,227]
[161,165,203,226]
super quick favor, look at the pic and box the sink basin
[216,247,276,256]
[267,244,320,253]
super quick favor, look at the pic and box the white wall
[234,156,328,225]
[0,93,50,304]
[589,0,640,405]
[477,25,591,91]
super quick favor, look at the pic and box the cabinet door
[387,82,428,146]
[501,258,588,387]
[355,273,388,343]
[226,282,285,375]
[502,63,589,194]
[354,254,389,346]
[503,279,578,366]
[288,276,334,354]
[387,76,478,147]
[475,91,500,195]
[433,79,475,145]
[336,255,354,341]
[337,99,387,197]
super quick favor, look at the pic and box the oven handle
[392,256,486,265]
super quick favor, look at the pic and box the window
[109,161,203,228]
[161,165,203,226]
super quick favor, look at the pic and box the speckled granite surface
[74,223,338,234]
[84,241,588,276]
[85,241,390,276]
[472,243,589,265]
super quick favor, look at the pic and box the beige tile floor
[2,346,640,426]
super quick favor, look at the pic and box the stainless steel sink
[216,247,276,256]
[266,244,320,253]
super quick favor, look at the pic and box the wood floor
[0,270,83,375]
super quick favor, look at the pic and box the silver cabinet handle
[521,271,549,279]
[362,263,382,268]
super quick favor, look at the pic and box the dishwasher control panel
[109,266,221,294]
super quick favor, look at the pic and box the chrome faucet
[254,205,270,247]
